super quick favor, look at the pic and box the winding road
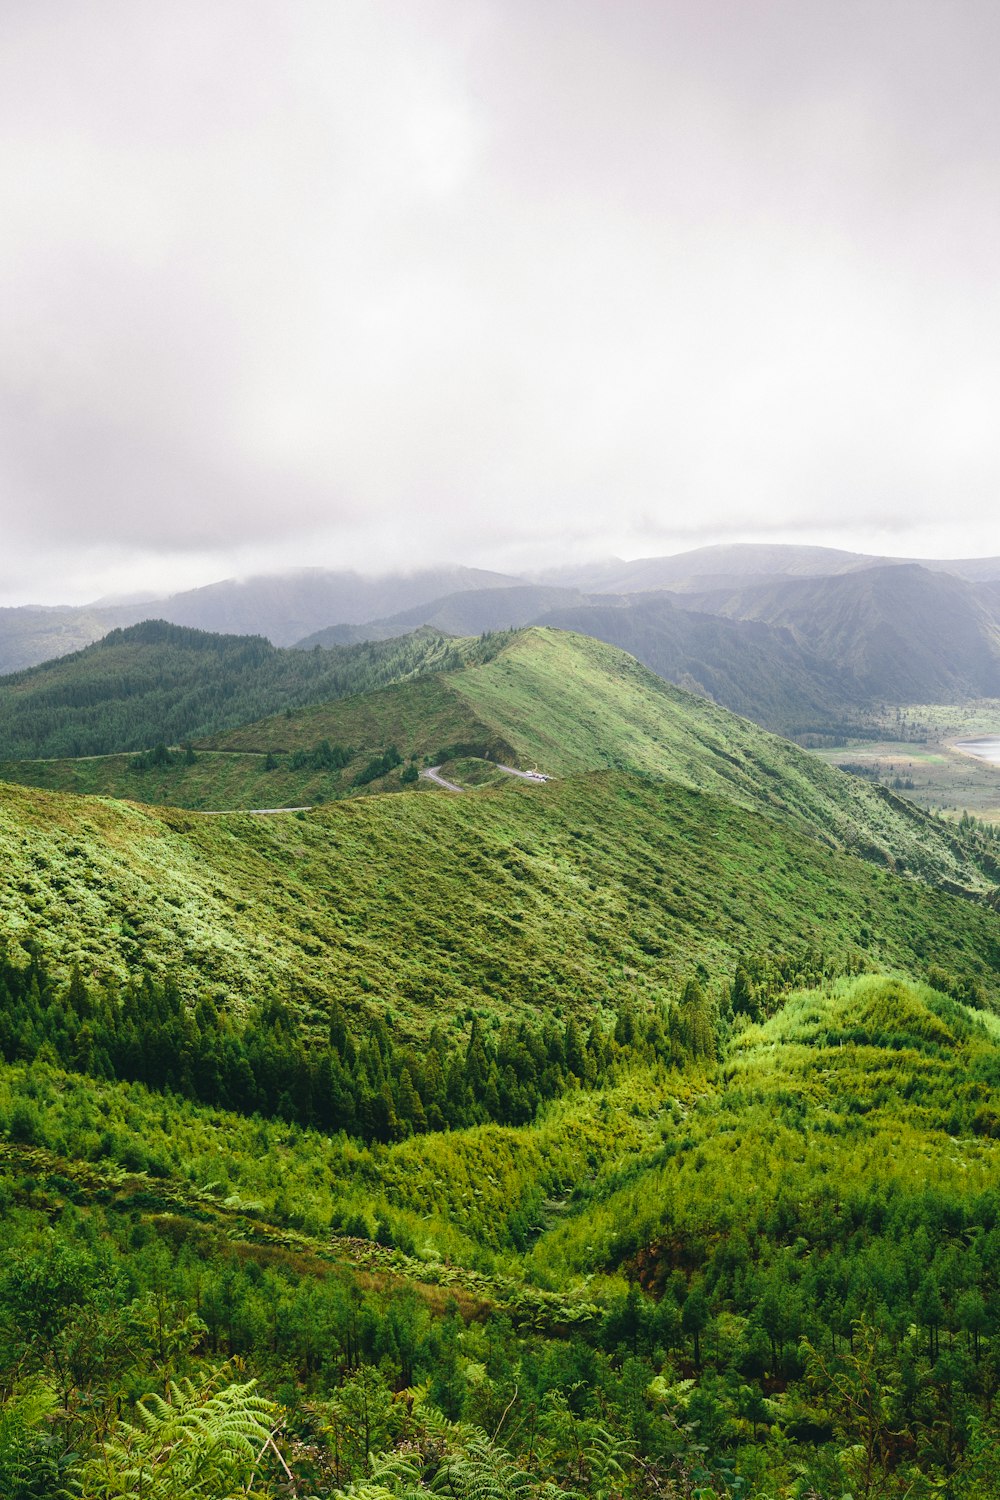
[420,763,549,794]
[196,762,550,811]
[420,766,465,793]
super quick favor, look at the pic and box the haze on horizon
[2,0,999,608]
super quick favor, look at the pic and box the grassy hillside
[4,970,1000,1494]
[0,668,509,810]
[5,626,1000,896]
[2,766,999,1021]
[447,629,1000,894]
[6,616,1000,1494]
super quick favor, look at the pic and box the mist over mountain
[0,566,521,674]
[532,542,1000,594]
[296,551,1000,733]
[6,546,1000,737]
[296,584,591,648]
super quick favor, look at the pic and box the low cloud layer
[2,1,999,603]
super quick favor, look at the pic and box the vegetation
[807,699,1000,822]
[5,628,1000,903]
[4,760,1000,1020]
[5,975,1000,1495]
[0,619,465,759]
[4,622,1000,1495]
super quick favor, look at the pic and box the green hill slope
[0,669,508,810]
[5,626,999,896]
[525,973,1000,1283]
[2,767,998,1021]
[446,629,1000,894]
[0,619,464,758]
[6,626,1000,1494]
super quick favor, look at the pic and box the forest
[4,966,1000,1496]
[0,621,465,759]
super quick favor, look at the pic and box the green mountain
[288,560,1000,737]
[4,627,999,895]
[2,627,999,1007]
[0,618,464,759]
[0,565,525,673]
[5,758,1000,1015]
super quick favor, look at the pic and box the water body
[954,738,1000,765]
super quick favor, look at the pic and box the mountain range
[6,544,1000,735]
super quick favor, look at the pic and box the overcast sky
[2,0,999,605]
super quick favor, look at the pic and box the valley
[808,700,1000,821]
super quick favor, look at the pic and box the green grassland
[7,625,1000,1495]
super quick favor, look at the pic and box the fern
[0,1382,60,1499]
[73,1367,277,1500]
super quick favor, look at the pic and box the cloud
[1,1,999,602]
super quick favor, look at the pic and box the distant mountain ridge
[297,562,1000,732]
[0,565,522,674]
[675,563,1000,703]
[6,545,1000,731]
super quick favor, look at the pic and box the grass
[5,628,1000,899]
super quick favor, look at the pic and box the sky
[2,0,999,605]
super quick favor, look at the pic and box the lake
[955,738,1000,765]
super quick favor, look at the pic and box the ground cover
[3,767,1000,1021]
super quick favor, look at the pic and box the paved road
[420,762,549,794]
[420,766,465,793]
[198,805,313,815]
[200,762,550,809]
[494,764,549,783]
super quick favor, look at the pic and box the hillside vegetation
[0,619,464,758]
[5,627,1000,898]
[4,971,1000,1495]
[6,619,1000,1496]
[2,756,999,1021]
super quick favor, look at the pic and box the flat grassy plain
[810,699,1000,820]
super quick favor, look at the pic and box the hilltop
[4,619,1000,1493]
[2,628,1000,1023]
[3,743,1000,1024]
